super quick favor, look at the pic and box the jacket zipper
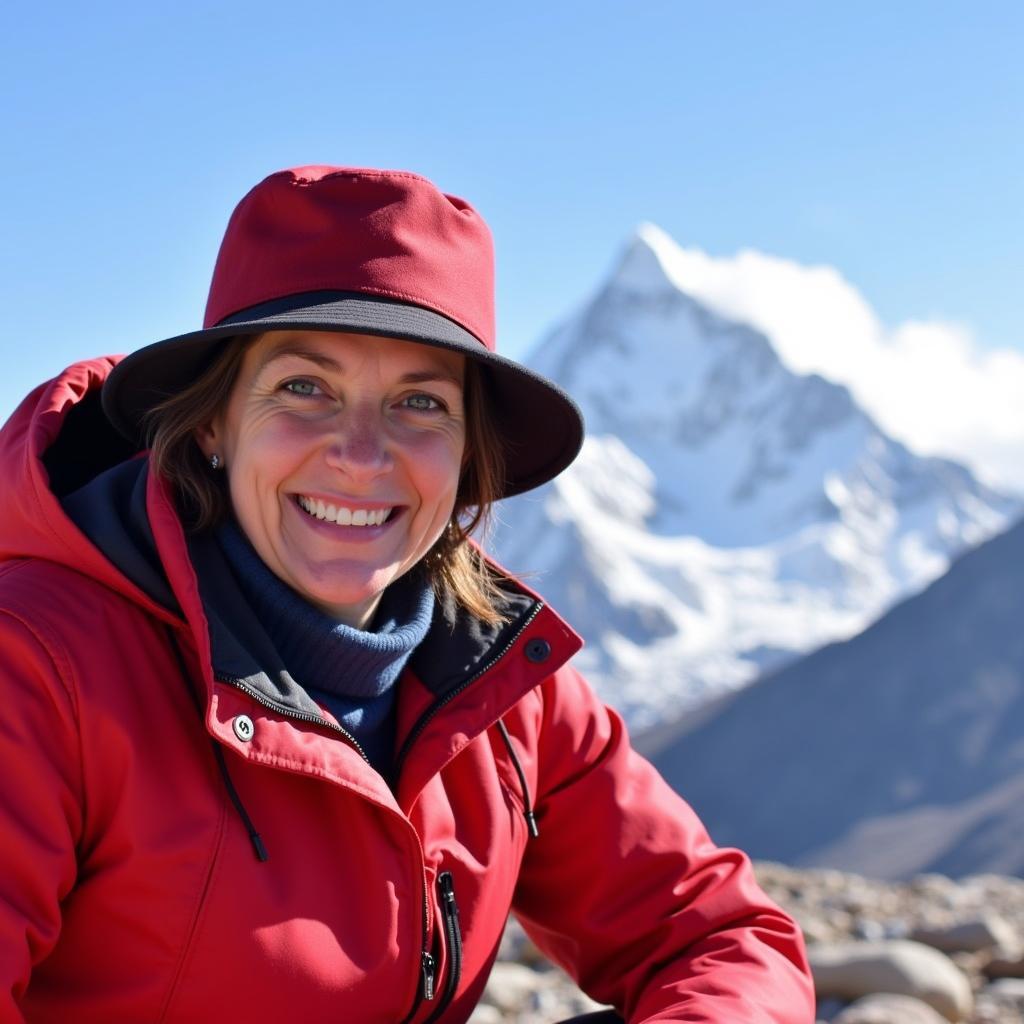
[216,673,372,764]
[392,603,544,781]
[393,607,543,1022]
[218,673,436,1024]
[436,872,463,1014]
[423,871,463,1023]
[215,604,526,1023]
[420,950,437,1002]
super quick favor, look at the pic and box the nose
[323,406,394,482]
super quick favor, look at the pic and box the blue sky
[2,2,1021,429]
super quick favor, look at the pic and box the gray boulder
[911,915,1021,955]
[983,976,1024,1004]
[809,940,973,1021]
[832,993,948,1024]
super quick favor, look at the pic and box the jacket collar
[139,458,583,745]
[58,446,582,729]
[186,520,575,720]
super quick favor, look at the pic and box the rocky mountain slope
[493,226,1016,727]
[646,513,1024,880]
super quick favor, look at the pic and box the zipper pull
[438,870,457,909]
[421,950,437,1001]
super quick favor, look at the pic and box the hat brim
[102,292,584,499]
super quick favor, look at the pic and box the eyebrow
[256,345,342,375]
[256,343,464,388]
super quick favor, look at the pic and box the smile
[296,495,394,527]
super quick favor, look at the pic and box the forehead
[247,330,466,381]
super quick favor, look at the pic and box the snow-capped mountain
[492,226,1018,728]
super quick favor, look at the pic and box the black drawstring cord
[495,719,540,839]
[165,626,269,863]
[209,740,269,862]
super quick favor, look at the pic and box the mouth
[295,495,396,527]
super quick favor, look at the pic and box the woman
[0,166,814,1022]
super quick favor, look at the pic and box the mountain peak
[613,222,694,294]
[499,229,1018,727]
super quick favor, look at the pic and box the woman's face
[198,330,466,628]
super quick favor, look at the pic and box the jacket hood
[0,358,167,610]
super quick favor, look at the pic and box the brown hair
[145,336,509,625]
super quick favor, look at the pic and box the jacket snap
[524,637,551,663]
[233,714,255,742]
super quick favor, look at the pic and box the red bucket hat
[102,165,583,497]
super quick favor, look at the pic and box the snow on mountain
[492,226,1018,728]
[645,514,1024,880]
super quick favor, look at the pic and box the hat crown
[203,166,496,350]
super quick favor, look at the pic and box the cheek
[408,438,464,517]
[226,420,314,505]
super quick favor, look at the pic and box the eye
[282,378,322,397]
[402,393,444,412]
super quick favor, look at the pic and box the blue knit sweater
[216,522,434,776]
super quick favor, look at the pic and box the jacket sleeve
[510,665,814,1024]
[0,607,82,1021]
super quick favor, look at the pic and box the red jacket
[0,358,814,1022]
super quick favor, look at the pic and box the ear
[193,421,219,461]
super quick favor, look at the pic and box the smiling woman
[0,165,814,1023]
[199,332,468,631]
[147,330,508,625]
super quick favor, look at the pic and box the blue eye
[403,394,442,411]
[283,379,320,397]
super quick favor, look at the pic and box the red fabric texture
[204,166,496,348]
[0,361,814,1023]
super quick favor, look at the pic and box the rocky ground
[468,863,1024,1023]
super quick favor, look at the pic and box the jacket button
[233,714,255,742]
[524,638,551,663]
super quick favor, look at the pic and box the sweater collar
[214,520,434,700]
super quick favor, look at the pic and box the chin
[294,564,400,618]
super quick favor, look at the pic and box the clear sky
[2,2,1021,443]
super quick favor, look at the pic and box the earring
[209,454,221,470]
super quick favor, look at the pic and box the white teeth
[297,496,392,528]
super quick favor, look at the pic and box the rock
[815,996,847,1020]
[809,940,974,1021]
[984,977,1024,1005]
[911,875,959,904]
[978,978,1024,1023]
[477,959,609,1023]
[800,916,836,946]
[497,917,550,967]
[832,993,948,1024]
[480,962,548,1014]
[985,951,1024,980]
[485,865,1024,1023]
[911,916,1022,956]
[466,1005,502,1024]
[854,918,887,942]
[827,909,855,933]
